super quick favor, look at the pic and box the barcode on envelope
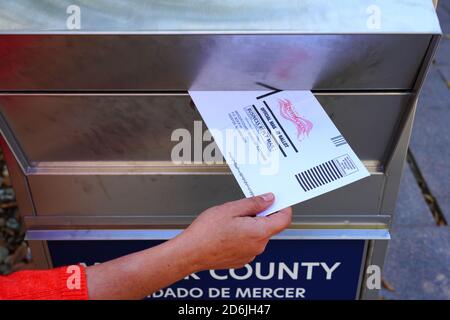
[295,154,359,192]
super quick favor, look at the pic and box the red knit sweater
[0,265,89,300]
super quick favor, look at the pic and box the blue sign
[48,239,365,300]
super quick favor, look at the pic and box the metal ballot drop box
[0,1,441,299]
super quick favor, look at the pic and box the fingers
[256,206,292,236]
[219,193,275,217]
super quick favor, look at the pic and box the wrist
[167,234,204,275]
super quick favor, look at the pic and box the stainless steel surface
[23,214,391,231]
[26,173,384,216]
[25,229,390,241]
[0,94,410,165]
[0,0,440,34]
[0,34,433,91]
[381,100,417,218]
[355,241,369,299]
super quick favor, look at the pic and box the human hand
[173,193,292,272]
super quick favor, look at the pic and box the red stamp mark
[278,98,313,141]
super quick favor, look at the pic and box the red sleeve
[0,265,89,300]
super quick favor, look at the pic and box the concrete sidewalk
[381,0,450,300]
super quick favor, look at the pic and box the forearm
[86,238,197,300]
[84,195,290,300]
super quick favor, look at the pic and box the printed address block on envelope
[189,90,370,216]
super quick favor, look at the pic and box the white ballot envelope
[189,90,370,216]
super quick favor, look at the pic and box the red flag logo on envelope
[278,98,313,141]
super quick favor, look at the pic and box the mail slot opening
[0,93,410,166]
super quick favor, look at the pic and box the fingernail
[260,192,274,202]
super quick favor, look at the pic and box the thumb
[256,206,292,236]
[219,193,275,217]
